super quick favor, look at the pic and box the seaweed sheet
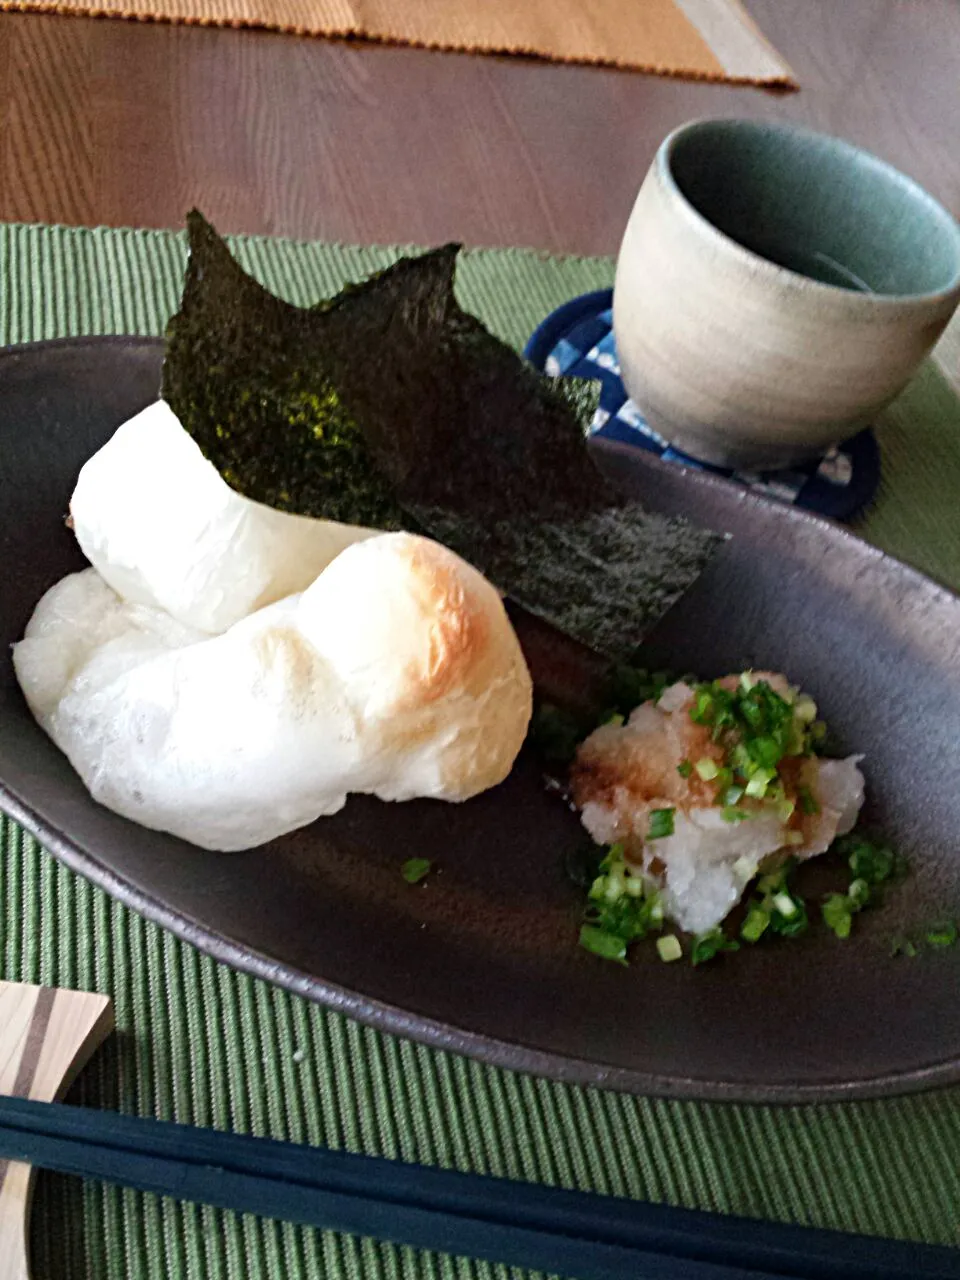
[162,211,724,659]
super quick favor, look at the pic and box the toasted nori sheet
[408,505,721,663]
[162,210,723,658]
[162,210,407,530]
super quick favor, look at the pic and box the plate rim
[3,334,960,1105]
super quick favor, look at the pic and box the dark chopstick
[0,1095,954,1280]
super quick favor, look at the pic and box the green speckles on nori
[162,210,406,529]
[162,210,723,659]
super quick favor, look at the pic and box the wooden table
[0,0,957,376]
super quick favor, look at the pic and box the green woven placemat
[2,221,960,1279]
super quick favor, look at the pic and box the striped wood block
[0,982,113,1280]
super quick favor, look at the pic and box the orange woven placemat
[0,0,797,86]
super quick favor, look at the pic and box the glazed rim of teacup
[658,118,960,306]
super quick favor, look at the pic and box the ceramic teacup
[613,119,960,470]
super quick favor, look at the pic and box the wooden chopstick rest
[0,981,113,1280]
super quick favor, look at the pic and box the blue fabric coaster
[524,289,880,521]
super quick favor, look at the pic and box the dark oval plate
[2,337,959,1104]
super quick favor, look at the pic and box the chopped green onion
[601,842,625,868]
[752,736,782,769]
[732,745,755,776]
[926,921,958,948]
[757,862,793,895]
[690,928,740,966]
[603,712,625,727]
[797,786,820,816]
[582,866,665,965]
[847,878,871,909]
[677,759,693,778]
[691,691,716,723]
[722,784,745,806]
[745,768,776,799]
[647,808,675,840]
[822,894,853,939]
[793,695,818,724]
[401,858,433,884]
[739,671,756,692]
[770,898,809,938]
[624,873,645,898]
[579,925,628,964]
[772,891,798,919]
[741,904,771,942]
[774,797,796,822]
[846,841,895,885]
[695,757,719,781]
[602,664,676,717]
[603,872,624,903]
[732,855,758,881]
[721,806,752,823]
[656,934,683,963]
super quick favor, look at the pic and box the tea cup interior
[666,120,960,299]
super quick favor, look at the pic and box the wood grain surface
[0,983,113,1280]
[0,1,957,250]
[0,1,957,380]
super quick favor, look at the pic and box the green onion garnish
[774,797,796,822]
[752,736,782,768]
[847,878,871,909]
[772,899,808,937]
[589,875,606,899]
[822,894,853,939]
[741,905,770,942]
[721,806,751,823]
[677,759,693,778]
[772,891,798,919]
[926,921,958,948]
[603,871,625,903]
[793,695,817,724]
[579,925,628,964]
[624,874,645,898]
[695,757,719,781]
[656,934,683,963]
[757,861,794,895]
[845,840,895,885]
[401,858,433,884]
[580,853,666,965]
[745,767,776,799]
[722,784,745,807]
[690,928,740,966]
[647,808,675,840]
[797,786,820,816]
[691,691,715,723]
